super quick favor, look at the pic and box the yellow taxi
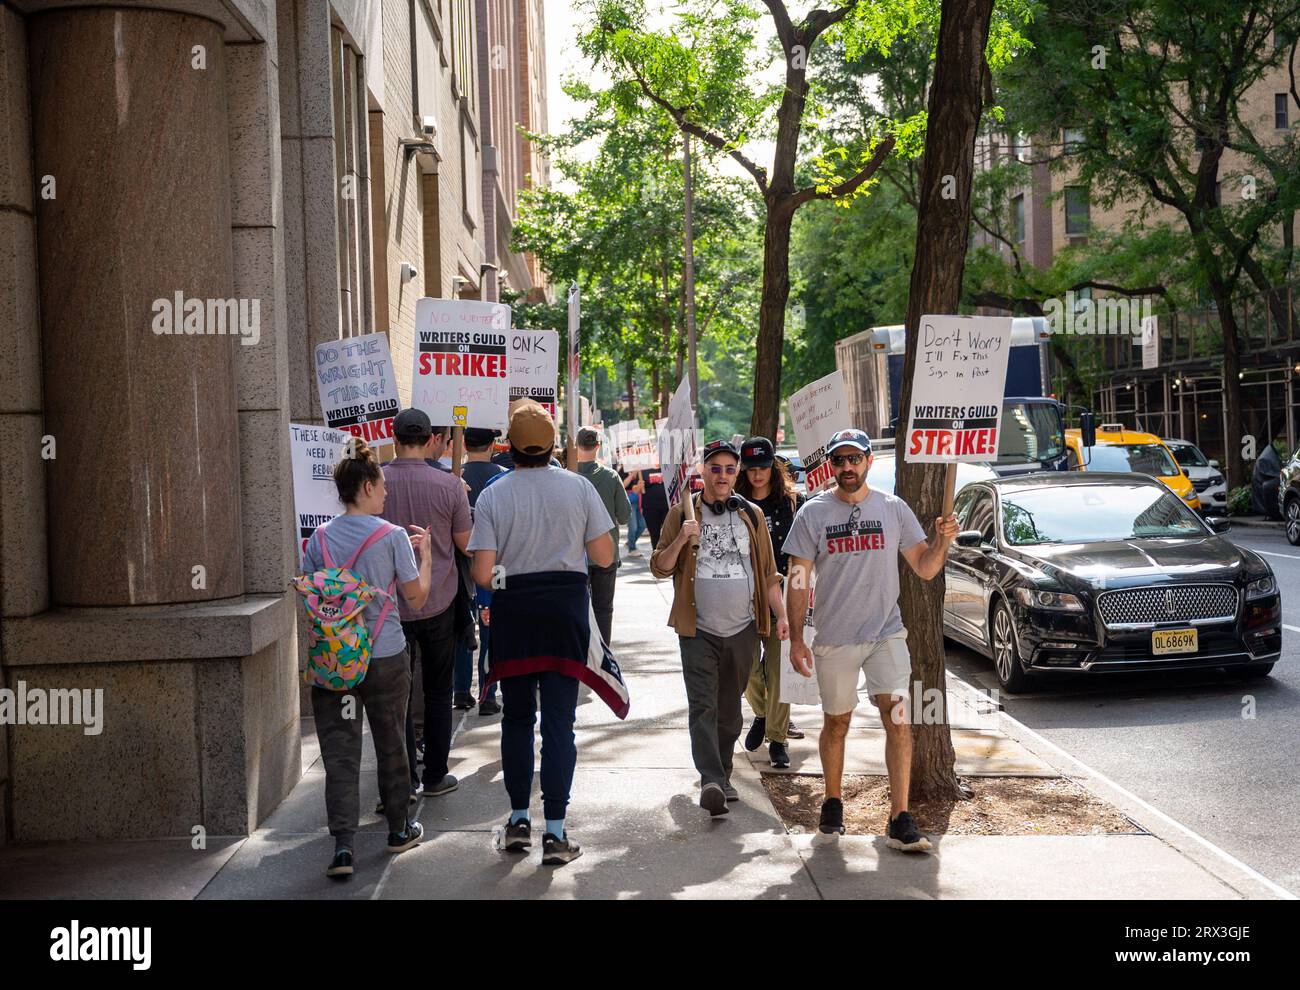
[1065,424,1201,511]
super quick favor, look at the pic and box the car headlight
[1014,588,1085,611]
[1210,473,1223,486]
[1182,490,1198,503]
[1246,575,1277,600]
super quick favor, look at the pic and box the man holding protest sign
[650,439,788,817]
[784,428,957,851]
[381,408,473,802]
[576,427,631,646]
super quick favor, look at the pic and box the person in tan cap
[467,400,630,865]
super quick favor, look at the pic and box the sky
[541,0,776,190]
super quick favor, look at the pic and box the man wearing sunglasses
[783,428,958,852]
[650,439,789,817]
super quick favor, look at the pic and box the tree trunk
[626,361,637,421]
[750,197,795,437]
[652,366,663,418]
[896,0,995,804]
[1213,285,1246,489]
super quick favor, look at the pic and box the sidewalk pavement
[0,539,1282,900]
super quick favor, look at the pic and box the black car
[943,472,1282,692]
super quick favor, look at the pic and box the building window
[1012,194,1025,245]
[1276,94,1290,130]
[1063,128,1084,152]
[1064,186,1090,236]
[1012,132,1028,162]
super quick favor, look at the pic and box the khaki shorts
[812,632,912,715]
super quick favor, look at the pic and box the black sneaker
[376,788,418,815]
[768,740,790,769]
[541,832,582,865]
[453,692,475,710]
[744,717,766,752]
[818,798,845,835]
[886,811,933,853]
[723,780,739,802]
[421,774,459,797]
[387,820,424,854]
[325,847,353,878]
[502,818,531,853]
[478,698,502,716]
[700,782,728,816]
[786,721,805,740]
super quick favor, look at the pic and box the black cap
[701,438,740,463]
[576,427,601,449]
[393,408,432,442]
[740,436,774,468]
[464,427,498,447]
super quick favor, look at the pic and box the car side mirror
[1079,410,1096,448]
[1206,516,1231,534]
[1208,459,1220,469]
[955,530,984,548]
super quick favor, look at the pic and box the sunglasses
[830,453,865,467]
[708,464,738,475]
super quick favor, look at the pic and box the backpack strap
[345,521,403,646]
[314,524,336,569]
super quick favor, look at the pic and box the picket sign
[780,629,822,707]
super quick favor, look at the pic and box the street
[946,523,1300,895]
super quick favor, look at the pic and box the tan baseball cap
[507,399,556,454]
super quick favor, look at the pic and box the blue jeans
[453,613,495,702]
[626,493,646,551]
[500,671,579,821]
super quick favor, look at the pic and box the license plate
[1152,628,1198,655]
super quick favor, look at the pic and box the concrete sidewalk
[0,545,1282,899]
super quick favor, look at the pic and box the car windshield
[995,402,1065,465]
[1084,442,1179,476]
[1167,443,1208,468]
[999,484,1205,545]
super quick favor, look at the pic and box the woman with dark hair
[735,436,807,766]
[300,438,434,879]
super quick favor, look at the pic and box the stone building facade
[0,0,549,845]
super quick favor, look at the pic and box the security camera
[400,262,418,284]
[421,116,437,137]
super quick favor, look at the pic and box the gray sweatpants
[678,623,760,788]
[311,649,413,847]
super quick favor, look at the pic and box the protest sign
[787,371,852,491]
[902,316,1013,463]
[608,420,660,471]
[412,298,512,430]
[660,377,699,507]
[314,332,399,448]
[289,423,351,565]
[780,630,822,707]
[508,328,559,417]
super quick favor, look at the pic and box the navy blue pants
[500,671,579,822]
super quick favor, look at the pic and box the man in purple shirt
[382,408,473,799]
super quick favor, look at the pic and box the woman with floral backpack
[296,438,433,879]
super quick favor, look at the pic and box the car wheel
[1286,498,1300,546]
[990,600,1031,694]
[1235,662,1275,680]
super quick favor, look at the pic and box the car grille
[1097,584,1238,627]
[1192,477,1214,492]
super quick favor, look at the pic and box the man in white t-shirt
[784,428,957,851]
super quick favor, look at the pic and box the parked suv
[1280,448,1300,545]
[1164,439,1227,515]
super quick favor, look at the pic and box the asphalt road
[944,523,1300,896]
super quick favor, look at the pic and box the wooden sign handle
[451,426,464,478]
[681,472,700,549]
[941,461,957,518]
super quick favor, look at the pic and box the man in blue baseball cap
[782,426,958,852]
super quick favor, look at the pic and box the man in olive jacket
[650,439,788,817]
[576,427,632,646]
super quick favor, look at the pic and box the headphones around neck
[700,492,745,516]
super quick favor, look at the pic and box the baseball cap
[464,427,498,447]
[701,438,740,463]
[507,400,556,454]
[576,427,602,449]
[393,408,433,443]
[827,428,872,455]
[740,436,775,468]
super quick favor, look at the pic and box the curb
[945,674,1293,900]
[1226,516,1284,530]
